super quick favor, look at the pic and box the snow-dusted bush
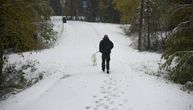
[121,25,131,36]
[181,81,193,92]
[0,60,43,100]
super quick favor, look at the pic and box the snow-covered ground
[0,17,193,110]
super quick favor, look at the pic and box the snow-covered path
[1,19,193,110]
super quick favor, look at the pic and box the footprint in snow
[95,100,100,104]
[85,106,91,109]
[100,86,104,89]
[101,90,107,94]
[119,103,123,106]
[93,96,97,98]
[98,98,103,102]
[103,95,108,99]
[103,105,109,109]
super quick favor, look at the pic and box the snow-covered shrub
[181,81,193,92]
[121,25,131,36]
[36,20,57,48]
[0,60,43,100]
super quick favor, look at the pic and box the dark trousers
[102,54,110,71]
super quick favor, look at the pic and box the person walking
[99,35,114,74]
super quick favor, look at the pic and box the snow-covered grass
[0,17,193,110]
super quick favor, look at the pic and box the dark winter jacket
[99,38,114,54]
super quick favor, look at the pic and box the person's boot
[107,70,109,74]
[102,68,105,72]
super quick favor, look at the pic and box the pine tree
[49,0,62,15]
[162,21,193,84]
[86,0,97,21]
[97,0,120,23]
[161,1,193,84]
[64,0,84,20]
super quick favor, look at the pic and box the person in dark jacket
[62,17,66,23]
[99,35,114,74]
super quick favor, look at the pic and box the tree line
[62,0,120,23]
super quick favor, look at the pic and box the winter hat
[103,34,109,40]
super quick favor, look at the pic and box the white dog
[91,52,99,66]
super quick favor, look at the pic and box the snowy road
[1,19,193,110]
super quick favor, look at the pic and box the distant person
[99,35,114,74]
[62,17,66,23]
